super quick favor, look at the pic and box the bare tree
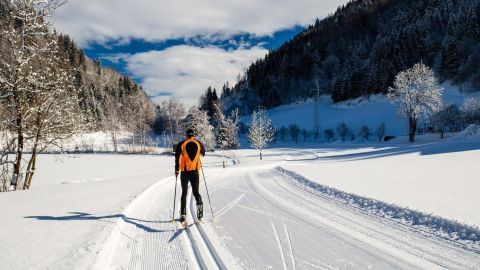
[104,97,121,152]
[324,129,335,142]
[358,125,372,142]
[336,123,350,142]
[289,124,300,143]
[433,104,461,139]
[388,63,443,142]
[375,122,386,142]
[161,99,185,143]
[248,107,275,160]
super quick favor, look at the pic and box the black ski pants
[180,170,203,215]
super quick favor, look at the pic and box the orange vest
[180,138,202,172]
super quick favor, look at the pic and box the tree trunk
[24,149,37,189]
[260,149,263,160]
[12,122,24,189]
[408,116,417,143]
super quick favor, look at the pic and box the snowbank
[450,124,480,141]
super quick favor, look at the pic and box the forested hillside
[0,0,154,130]
[221,0,480,114]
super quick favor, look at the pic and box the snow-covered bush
[388,63,443,142]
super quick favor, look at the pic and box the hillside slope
[222,0,480,114]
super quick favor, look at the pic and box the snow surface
[1,137,479,269]
[242,84,480,136]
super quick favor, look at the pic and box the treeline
[221,0,480,114]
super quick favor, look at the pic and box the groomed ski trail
[92,163,480,269]
[206,167,480,269]
[92,171,237,270]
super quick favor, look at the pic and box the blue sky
[53,0,348,107]
[84,26,304,80]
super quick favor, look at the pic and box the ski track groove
[215,194,245,219]
[284,224,297,270]
[186,188,227,270]
[271,222,288,270]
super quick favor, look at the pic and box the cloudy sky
[53,0,348,107]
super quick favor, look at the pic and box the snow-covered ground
[242,84,480,137]
[1,137,479,269]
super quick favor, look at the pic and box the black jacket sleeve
[199,141,206,157]
[174,141,183,173]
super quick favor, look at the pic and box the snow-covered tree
[185,107,215,150]
[0,0,84,190]
[213,103,239,150]
[388,63,443,142]
[461,97,480,124]
[248,107,275,160]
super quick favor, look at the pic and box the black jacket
[175,138,206,172]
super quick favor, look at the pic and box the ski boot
[197,203,203,220]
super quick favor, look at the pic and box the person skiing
[175,128,205,223]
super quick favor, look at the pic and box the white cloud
[116,45,268,107]
[53,0,347,47]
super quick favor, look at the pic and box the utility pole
[310,79,321,135]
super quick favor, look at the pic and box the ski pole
[172,175,178,222]
[199,160,215,221]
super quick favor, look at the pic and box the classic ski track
[273,168,480,266]
[283,224,297,270]
[215,193,245,219]
[247,169,480,270]
[94,171,223,270]
[271,222,288,270]
[241,173,414,269]
[185,187,227,270]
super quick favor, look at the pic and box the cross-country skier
[175,128,205,224]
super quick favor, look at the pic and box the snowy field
[242,84,480,136]
[1,137,479,269]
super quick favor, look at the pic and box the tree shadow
[25,212,176,233]
[281,141,480,163]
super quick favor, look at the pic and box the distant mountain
[221,0,480,114]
